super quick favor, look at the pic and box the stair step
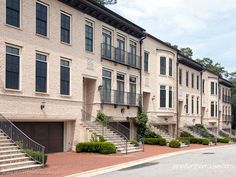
[0,164,42,173]
[0,160,36,170]
[0,142,15,146]
[0,149,21,155]
[0,157,30,164]
[0,153,26,160]
[0,146,19,151]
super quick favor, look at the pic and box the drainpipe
[176,60,179,138]
[139,32,147,110]
[217,77,220,134]
[200,71,203,125]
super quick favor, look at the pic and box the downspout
[200,71,203,125]
[176,60,179,138]
[139,32,147,110]
[217,77,220,134]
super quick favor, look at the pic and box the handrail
[81,110,129,154]
[0,114,45,166]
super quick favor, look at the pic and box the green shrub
[178,138,190,145]
[129,140,139,147]
[202,139,210,145]
[76,142,116,154]
[217,138,230,143]
[143,128,160,138]
[190,138,198,144]
[169,140,181,148]
[96,111,107,123]
[197,138,203,144]
[90,133,105,142]
[180,131,193,138]
[143,138,167,146]
[25,149,47,165]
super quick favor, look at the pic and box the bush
[96,111,107,123]
[76,142,116,154]
[25,149,47,165]
[143,128,160,138]
[90,133,105,142]
[169,140,181,148]
[217,138,230,143]
[143,138,167,146]
[202,139,210,145]
[180,131,193,138]
[190,138,198,144]
[130,140,139,147]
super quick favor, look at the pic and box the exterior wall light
[41,101,46,110]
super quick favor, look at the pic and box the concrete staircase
[206,128,222,138]
[219,130,236,139]
[82,121,142,154]
[149,125,174,142]
[0,130,41,174]
[180,127,203,138]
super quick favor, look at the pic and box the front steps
[149,125,174,142]
[82,121,142,154]
[219,130,236,139]
[180,127,203,138]
[0,130,41,174]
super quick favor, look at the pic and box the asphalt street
[96,145,236,177]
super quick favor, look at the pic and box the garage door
[14,122,64,153]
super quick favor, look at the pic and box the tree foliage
[95,0,117,5]
[180,47,193,58]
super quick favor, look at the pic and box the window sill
[5,24,22,31]
[85,50,95,55]
[4,88,22,93]
[60,94,72,98]
[61,41,72,46]
[36,33,49,40]
[35,92,49,96]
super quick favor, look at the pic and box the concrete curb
[66,144,236,177]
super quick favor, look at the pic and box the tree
[180,47,193,58]
[196,58,228,77]
[95,0,117,5]
[165,42,178,49]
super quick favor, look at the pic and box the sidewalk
[3,144,230,177]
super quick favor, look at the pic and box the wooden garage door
[14,122,64,153]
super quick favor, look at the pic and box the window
[215,83,218,95]
[192,96,194,114]
[197,97,199,115]
[6,0,20,27]
[85,20,93,52]
[116,35,125,63]
[197,75,199,90]
[102,70,111,103]
[211,82,214,95]
[160,85,166,108]
[186,95,189,114]
[6,46,20,89]
[169,58,172,76]
[61,13,70,44]
[36,2,47,36]
[169,86,172,108]
[160,57,166,75]
[191,73,194,88]
[211,101,214,117]
[129,41,137,67]
[129,77,136,105]
[186,71,189,87]
[102,29,112,59]
[36,53,47,92]
[144,52,149,72]
[215,102,218,117]
[60,59,70,95]
[179,69,182,85]
[116,73,125,104]
[203,79,205,93]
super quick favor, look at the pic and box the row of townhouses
[0,0,233,154]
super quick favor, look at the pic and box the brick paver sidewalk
[3,144,229,177]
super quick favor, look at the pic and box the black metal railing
[222,115,232,122]
[223,95,232,103]
[101,89,139,106]
[0,114,45,166]
[101,43,141,69]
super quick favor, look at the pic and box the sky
[108,0,236,72]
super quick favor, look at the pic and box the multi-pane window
[186,95,189,113]
[197,97,199,115]
[211,101,214,117]
[129,41,137,67]
[116,35,125,63]
[116,74,125,104]
[197,75,199,90]
[102,29,112,59]
[215,83,218,95]
[186,71,189,87]
[215,102,218,117]
[144,52,149,72]
[6,0,20,27]
[192,96,194,114]
[61,13,70,44]
[160,57,166,75]
[169,58,172,76]
[179,69,182,85]
[85,21,93,52]
[36,53,47,92]
[211,82,215,95]
[169,86,172,108]
[36,2,47,36]
[202,79,205,93]
[102,70,111,103]
[160,85,166,108]
[129,77,136,105]
[191,73,194,88]
[6,46,20,89]
[60,59,70,95]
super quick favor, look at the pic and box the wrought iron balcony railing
[101,89,139,106]
[101,43,141,69]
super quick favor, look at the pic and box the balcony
[101,89,140,106]
[223,95,232,104]
[101,43,141,69]
[222,115,232,122]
